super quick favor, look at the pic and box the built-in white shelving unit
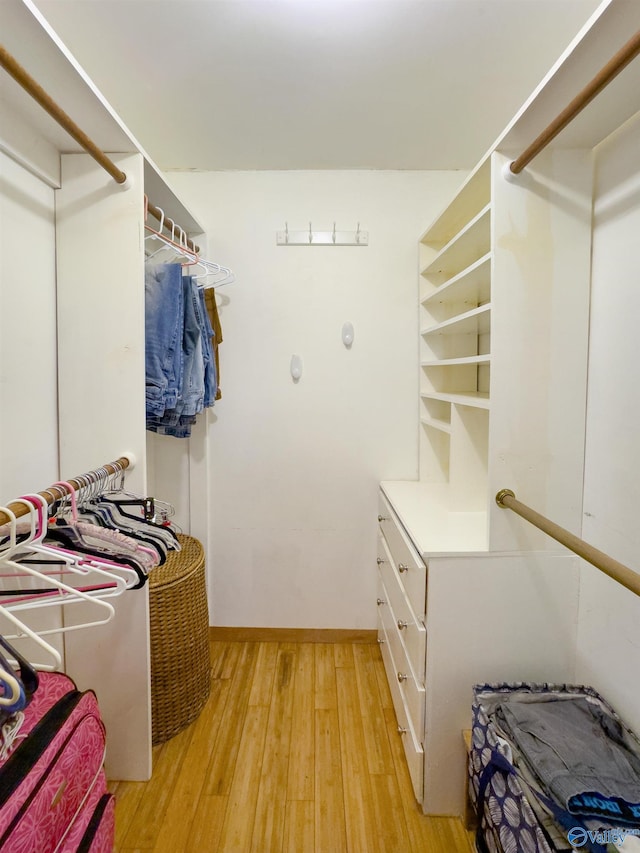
[378,0,640,820]
[418,160,492,518]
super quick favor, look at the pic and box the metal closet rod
[0,455,132,528]
[496,489,640,598]
[509,29,640,175]
[0,44,199,251]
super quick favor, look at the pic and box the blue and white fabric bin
[469,683,640,853]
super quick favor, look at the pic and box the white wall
[577,113,640,733]
[168,170,463,628]
[0,151,59,498]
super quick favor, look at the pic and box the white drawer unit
[378,490,427,620]
[377,579,424,803]
[376,490,428,805]
[377,569,425,738]
[377,482,582,817]
[377,534,426,683]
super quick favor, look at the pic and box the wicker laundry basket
[149,534,211,745]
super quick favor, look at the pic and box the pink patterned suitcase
[0,671,114,852]
[58,770,115,853]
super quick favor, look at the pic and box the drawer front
[378,490,427,619]
[377,535,426,683]
[377,610,424,803]
[377,571,425,738]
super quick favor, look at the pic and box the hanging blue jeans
[144,264,184,418]
[176,276,205,420]
[147,276,206,438]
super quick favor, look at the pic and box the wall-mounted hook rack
[276,222,369,247]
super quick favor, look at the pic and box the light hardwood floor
[109,640,476,852]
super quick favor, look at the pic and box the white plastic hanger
[193,259,235,289]
[0,501,117,631]
[144,197,234,285]
[17,491,139,592]
[144,205,198,266]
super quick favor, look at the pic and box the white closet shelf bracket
[276,222,369,247]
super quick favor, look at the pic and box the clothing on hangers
[144,263,184,419]
[86,496,180,550]
[204,287,223,401]
[199,286,218,405]
[145,265,218,438]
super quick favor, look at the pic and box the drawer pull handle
[378,514,389,522]
[376,598,385,606]
[397,672,408,683]
[376,557,385,565]
[397,725,407,735]
[377,638,385,645]
[397,619,408,631]
[398,562,409,573]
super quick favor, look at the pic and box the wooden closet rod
[496,488,640,597]
[0,455,132,528]
[0,43,128,185]
[0,45,200,254]
[509,29,640,175]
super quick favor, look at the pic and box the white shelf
[380,481,488,555]
[417,152,492,546]
[421,391,490,410]
[421,204,491,280]
[420,159,491,249]
[421,304,491,337]
[420,417,453,435]
[421,354,490,367]
[421,253,491,308]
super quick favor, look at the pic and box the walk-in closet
[2,0,640,850]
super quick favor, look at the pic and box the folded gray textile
[496,697,640,825]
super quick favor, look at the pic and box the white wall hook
[342,322,354,348]
[276,222,368,247]
[290,354,303,381]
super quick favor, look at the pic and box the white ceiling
[30,0,603,172]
